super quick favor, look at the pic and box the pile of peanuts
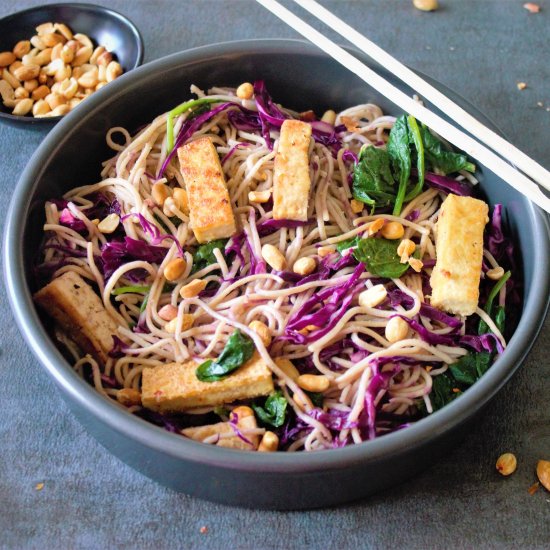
[0,22,123,118]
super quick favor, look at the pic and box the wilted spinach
[352,146,396,208]
[252,391,288,428]
[195,329,255,382]
[354,237,411,278]
[419,125,475,175]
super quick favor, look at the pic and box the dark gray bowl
[4,39,549,510]
[0,2,143,127]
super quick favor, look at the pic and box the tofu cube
[182,407,260,450]
[177,136,236,243]
[141,352,274,413]
[33,271,118,365]
[272,119,312,221]
[430,194,489,316]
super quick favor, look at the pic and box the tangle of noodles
[35,82,513,452]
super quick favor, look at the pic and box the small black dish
[0,2,143,128]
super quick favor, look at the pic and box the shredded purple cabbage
[229,411,254,446]
[121,213,184,257]
[423,171,473,196]
[308,408,358,430]
[342,149,358,164]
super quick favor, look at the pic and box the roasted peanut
[496,453,517,476]
[297,374,330,393]
[380,221,405,240]
[54,23,73,40]
[413,0,439,11]
[90,46,106,64]
[358,284,387,308]
[105,61,122,82]
[172,188,189,213]
[317,245,336,257]
[14,64,40,81]
[164,258,187,282]
[30,35,46,50]
[258,431,279,452]
[36,22,55,35]
[0,51,16,67]
[12,98,33,116]
[13,41,31,59]
[24,78,38,92]
[74,33,93,49]
[293,256,316,276]
[0,79,15,102]
[45,92,66,110]
[3,68,20,89]
[165,313,194,333]
[236,82,254,100]
[275,358,300,381]
[397,238,416,262]
[50,43,63,61]
[321,109,336,125]
[536,460,550,491]
[179,279,207,299]
[32,85,50,101]
[261,244,286,271]
[158,304,178,321]
[368,218,386,235]
[248,190,271,203]
[41,32,66,48]
[385,316,409,343]
[249,320,272,347]
[14,87,29,99]
[97,51,113,67]
[97,213,120,234]
[73,46,93,66]
[58,77,78,99]
[32,99,51,116]
[486,266,504,280]
[152,181,171,206]
[77,66,98,88]
[350,199,364,213]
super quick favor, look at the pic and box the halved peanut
[30,35,46,50]
[90,46,106,64]
[45,92,65,110]
[380,221,405,240]
[97,51,113,67]
[58,77,78,99]
[59,44,75,64]
[77,66,98,89]
[258,431,279,452]
[54,23,73,40]
[32,85,50,101]
[350,199,364,213]
[116,388,142,407]
[50,43,63,61]
[72,46,93,67]
[292,256,316,276]
[164,258,187,282]
[98,213,120,234]
[106,61,122,82]
[358,284,387,308]
[275,358,300,381]
[41,32,65,48]
[164,313,194,333]
[249,320,272,347]
[73,33,93,49]
[172,188,189,213]
[261,244,286,271]
[297,374,330,393]
[152,181,171,206]
[236,82,254,100]
[12,98,33,116]
[158,304,178,321]
[249,190,271,203]
[14,64,40,81]
[35,22,55,35]
[321,109,336,125]
[385,316,409,343]
[14,86,29,99]
[0,51,16,67]
[2,68,19,89]
[32,99,51,116]
[13,41,31,59]
[179,279,207,299]
[24,78,38,92]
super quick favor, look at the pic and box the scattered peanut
[317,245,336,257]
[97,213,120,234]
[172,188,189,213]
[496,453,517,476]
[158,304,178,321]
[152,181,171,206]
[321,109,336,125]
[413,0,439,11]
[165,313,194,333]
[274,358,300,381]
[117,388,142,407]
[179,279,207,299]
[350,199,364,213]
[293,256,316,276]
[1,21,124,118]
[536,459,550,491]
[368,218,386,235]
[409,258,424,273]
[261,244,287,271]
[486,266,505,280]
[236,82,254,100]
[385,316,409,343]
[249,320,272,347]
[164,258,187,282]
[163,197,178,217]
[358,284,387,308]
[248,190,271,203]
[258,431,279,452]
[380,221,405,240]
[297,374,330,393]
[397,239,416,263]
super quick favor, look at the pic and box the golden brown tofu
[182,407,260,450]
[177,136,236,243]
[272,119,312,221]
[33,271,118,365]
[141,352,274,413]
[430,194,489,316]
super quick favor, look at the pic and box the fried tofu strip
[33,271,118,365]
[141,352,274,413]
[272,119,312,221]
[430,194,489,316]
[177,136,236,243]
[182,406,260,450]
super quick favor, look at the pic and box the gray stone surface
[0,0,549,548]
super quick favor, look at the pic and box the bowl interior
[0,2,143,126]
[6,40,550,474]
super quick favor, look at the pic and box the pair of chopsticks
[256,0,550,214]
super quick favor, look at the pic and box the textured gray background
[1,0,549,548]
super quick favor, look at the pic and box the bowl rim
[0,1,144,125]
[4,38,550,473]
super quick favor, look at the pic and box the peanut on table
[0,21,124,118]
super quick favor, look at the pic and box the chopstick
[295,0,550,191]
[255,0,550,214]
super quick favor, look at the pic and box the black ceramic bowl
[4,40,550,510]
[0,2,143,127]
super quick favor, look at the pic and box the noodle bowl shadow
[4,40,549,510]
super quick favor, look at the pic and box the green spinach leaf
[335,236,360,254]
[352,145,396,208]
[387,115,411,216]
[430,371,460,411]
[192,239,228,273]
[252,391,288,428]
[404,115,425,202]
[354,237,410,278]
[306,391,325,408]
[449,352,491,385]
[419,125,475,174]
[195,330,255,382]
